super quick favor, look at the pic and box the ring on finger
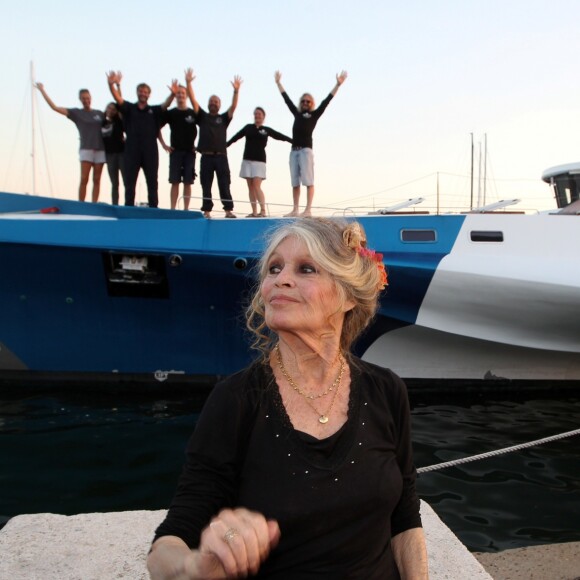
[223,527,240,544]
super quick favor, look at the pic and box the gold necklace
[275,343,344,424]
[274,343,342,399]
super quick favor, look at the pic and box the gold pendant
[319,415,329,424]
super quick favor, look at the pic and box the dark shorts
[169,150,196,184]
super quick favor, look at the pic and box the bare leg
[79,162,92,202]
[170,183,180,210]
[253,177,266,216]
[246,178,257,216]
[301,185,314,217]
[285,186,301,217]
[92,163,104,203]
[183,183,192,210]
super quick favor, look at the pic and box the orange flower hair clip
[356,247,388,290]
[343,223,388,290]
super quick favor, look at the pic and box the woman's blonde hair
[246,218,385,360]
[298,93,315,108]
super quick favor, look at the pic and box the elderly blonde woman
[148,218,428,579]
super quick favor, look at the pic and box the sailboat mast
[470,133,474,210]
[483,133,487,206]
[30,61,37,195]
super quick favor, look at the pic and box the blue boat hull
[0,192,464,382]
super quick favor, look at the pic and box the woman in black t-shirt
[227,107,291,217]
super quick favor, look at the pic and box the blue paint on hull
[0,192,465,378]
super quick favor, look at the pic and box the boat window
[551,175,580,209]
[470,231,504,242]
[400,229,437,242]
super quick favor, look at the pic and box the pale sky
[1,0,579,214]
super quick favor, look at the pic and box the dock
[0,502,491,579]
[1,501,578,578]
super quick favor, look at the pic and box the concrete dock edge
[0,501,492,578]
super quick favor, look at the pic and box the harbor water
[1,384,578,553]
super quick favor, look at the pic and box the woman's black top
[154,357,422,579]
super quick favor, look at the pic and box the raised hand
[168,78,179,94]
[185,68,196,84]
[34,82,44,91]
[336,70,348,85]
[106,70,121,85]
[231,75,243,91]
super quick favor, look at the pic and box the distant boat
[1,173,579,387]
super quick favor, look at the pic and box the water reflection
[1,388,578,552]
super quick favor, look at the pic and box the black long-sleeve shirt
[227,124,291,162]
[154,357,422,579]
[282,92,333,149]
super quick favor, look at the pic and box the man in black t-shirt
[107,71,176,208]
[275,70,347,217]
[159,85,197,210]
[185,67,242,219]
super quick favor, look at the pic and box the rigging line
[336,173,438,205]
[417,427,580,474]
[36,99,55,197]
[3,76,30,190]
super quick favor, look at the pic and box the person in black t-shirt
[227,107,291,217]
[107,71,176,208]
[159,85,197,210]
[101,102,125,205]
[185,67,242,219]
[275,70,347,217]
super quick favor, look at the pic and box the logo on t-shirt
[215,117,223,125]
[259,129,267,135]
[302,112,312,119]
[93,114,103,121]
[185,116,195,124]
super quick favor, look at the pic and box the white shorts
[289,148,314,187]
[240,160,266,179]
[79,149,106,164]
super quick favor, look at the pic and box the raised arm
[330,70,348,96]
[161,79,178,110]
[274,71,297,115]
[227,75,243,119]
[274,70,285,94]
[35,83,68,116]
[106,71,124,106]
[185,68,200,114]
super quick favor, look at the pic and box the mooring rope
[417,427,580,474]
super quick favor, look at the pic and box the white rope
[417,428,580,474]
